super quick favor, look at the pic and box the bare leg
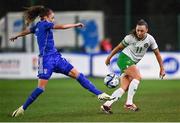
[124,65,141,111]
[103,74,132,107]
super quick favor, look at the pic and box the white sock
[104,88,125,107]
[126,79,140,105]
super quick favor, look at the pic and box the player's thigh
[55,56,74,76]
[125,65,141,80]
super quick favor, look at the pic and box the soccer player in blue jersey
[10,6,112,117]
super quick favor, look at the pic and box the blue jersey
[30,20,57,56]
[30,20,73,80]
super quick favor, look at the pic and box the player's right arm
[105,35,132,65]
[105,43,125,65]
[9,29,31,42]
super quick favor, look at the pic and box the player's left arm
[53,23,84,29]
[153,48,166,79]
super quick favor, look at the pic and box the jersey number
[136,47,143,53]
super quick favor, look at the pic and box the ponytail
[129,29,136,36]
[23,5,52,26]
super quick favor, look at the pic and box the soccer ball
[104,73,119,88]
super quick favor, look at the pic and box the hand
[105,56,111,66]
[159,68,165,79]
[9,36,18,42]
[76,23,84,28]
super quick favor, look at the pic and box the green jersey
[121,33,158,63]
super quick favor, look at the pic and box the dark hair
[137,19,148,29]
[129,19,148,39]
[23,5,52,25]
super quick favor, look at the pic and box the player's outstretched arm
[105,43,125,65]
[153,48,165,79]
[9,29,31,42]
[53,23,84,30]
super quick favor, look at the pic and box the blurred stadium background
[0,0,180,122]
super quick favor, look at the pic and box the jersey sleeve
[30,25,36,33]
[44,22,54,29]
[121,35,131,47]
[150,36,158,50]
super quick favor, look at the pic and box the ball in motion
[104,73,119,88]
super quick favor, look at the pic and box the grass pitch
[0,78,180,122]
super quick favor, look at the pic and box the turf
[0,78,180,122]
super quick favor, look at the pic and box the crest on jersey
[44,69,48,74]
[144,43,149,48]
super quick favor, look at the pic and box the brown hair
[136,19,148,29]
[23,5,52,25]
[129,19,148,39]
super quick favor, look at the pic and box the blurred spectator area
[0,0,180,52]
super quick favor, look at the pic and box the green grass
[0,78,180,122]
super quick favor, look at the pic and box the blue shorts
[38,52,73,80]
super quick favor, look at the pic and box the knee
[120,86,127,92]
[38,86,46,90]
[38,79,48,90]
[120,84,129,92]
[128,72,142,81]
[135,74,142,81]
[38,83,46,90]
[69,68,79,79]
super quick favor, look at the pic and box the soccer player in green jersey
[101,19,165,114]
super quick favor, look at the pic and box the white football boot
[98,93,115,101]
[12,106,24,117]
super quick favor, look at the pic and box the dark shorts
[38,52,73,80]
